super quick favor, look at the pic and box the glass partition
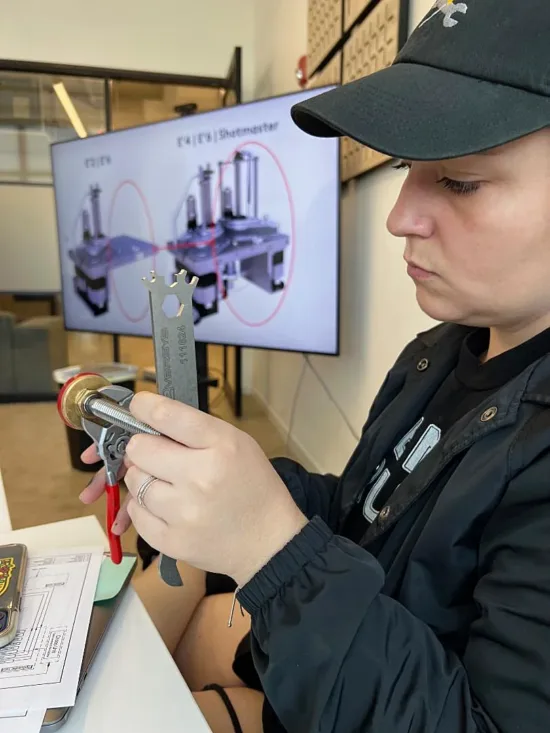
[0,71,227,183]
[110,80,225,129]
[0,71,106,183]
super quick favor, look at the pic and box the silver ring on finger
[136,475,158,508]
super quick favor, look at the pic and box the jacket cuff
[270,458,307,513]
[237,515,333,614]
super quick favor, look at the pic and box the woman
[82,1,550,731]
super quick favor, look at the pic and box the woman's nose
[386,179,434,240]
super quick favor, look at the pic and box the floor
[0,331,293,567]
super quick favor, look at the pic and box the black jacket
[237,323,550,733]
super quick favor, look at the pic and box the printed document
[0,547,103,711]
[0,708,46,733]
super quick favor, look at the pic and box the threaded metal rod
[84,396,161,436]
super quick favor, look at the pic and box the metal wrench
[142,269,199,587]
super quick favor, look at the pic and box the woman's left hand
[115,391,308,587]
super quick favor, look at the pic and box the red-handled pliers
[81,384,133,565]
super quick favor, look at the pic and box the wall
[253,0,309,100]
[0,184,60,293]
[250,0,436,472]
[0,0,257,100]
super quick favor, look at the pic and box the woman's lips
[406,262,436,281]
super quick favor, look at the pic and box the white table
[0,516,212,733]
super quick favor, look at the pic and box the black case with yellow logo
[0,543,28,648]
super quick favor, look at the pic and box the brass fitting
[57,372,111,430]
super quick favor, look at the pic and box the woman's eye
[439,177,481,196]
[392,160,411,171]
[392,161,481,196]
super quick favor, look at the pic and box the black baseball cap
[291,0,550,160]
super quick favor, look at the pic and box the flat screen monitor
[51,86,340,355]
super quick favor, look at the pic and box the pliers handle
[104,480,122,564]
[82,384,133,565]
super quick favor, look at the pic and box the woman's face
[386,128,550,330]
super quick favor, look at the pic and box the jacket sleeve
[238,454,550,733]
[270,457,339,526]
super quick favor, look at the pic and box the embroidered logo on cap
[420,0,468,29]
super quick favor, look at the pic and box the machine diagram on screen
[68,184,156,316]
[169,150,291,325]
